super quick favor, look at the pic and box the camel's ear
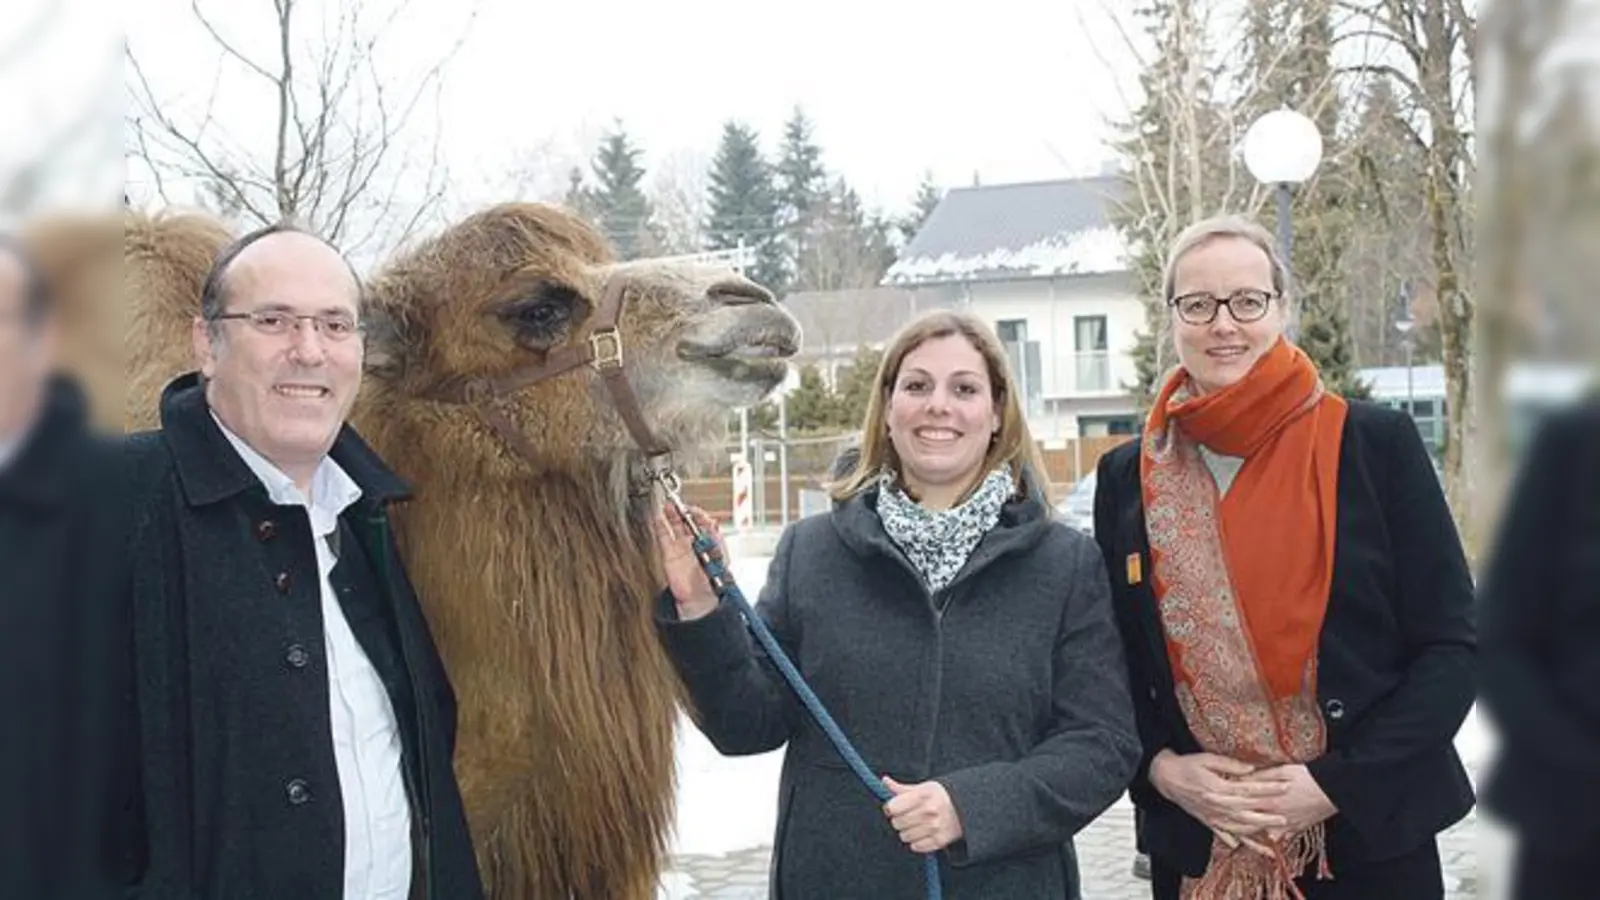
[361,297,414,379]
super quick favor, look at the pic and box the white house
[780,286,957,389]
[1360,361,1595,455]
[883,176,1144,442]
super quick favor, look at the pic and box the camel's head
[363,202,800,467]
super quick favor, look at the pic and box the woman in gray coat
[653,310,1140,899]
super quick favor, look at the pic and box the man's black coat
[121,374,484,900]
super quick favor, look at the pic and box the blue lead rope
[662,478,942,900]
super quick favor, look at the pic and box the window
[996,318,1042,417]
[1074,316,1109,393]
[1079,414,1138,437]
[1382,397,1445,456]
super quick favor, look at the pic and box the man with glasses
[123,223,484,899]
[0,233,130,898]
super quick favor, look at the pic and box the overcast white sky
[111,0,1139,218]
[0,0,121,215]
[4,0,1595,228]
[434,0,1139,211]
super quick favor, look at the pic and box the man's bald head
[190,222,368,492]
[199,223,363,338]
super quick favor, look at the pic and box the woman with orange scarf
[1093,216,1476,899]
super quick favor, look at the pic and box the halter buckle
[589,327,623,371]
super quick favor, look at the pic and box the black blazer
[1478,400,1600,856]
[1093,399,1477,877]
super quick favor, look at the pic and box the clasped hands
[1149,750,1337,856]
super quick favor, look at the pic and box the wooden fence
[679,434,1134,524]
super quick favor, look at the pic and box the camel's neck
[351,400,682,900]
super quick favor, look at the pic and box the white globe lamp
[1242,108,1324,185]
[1242,107,1323,341]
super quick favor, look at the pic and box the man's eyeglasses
[1168,289,1277,326]
[209,310,363,341]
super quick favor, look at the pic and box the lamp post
[1242,107,1324,342]
[1394,281,1416,422]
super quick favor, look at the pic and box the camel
[116,202,802,899]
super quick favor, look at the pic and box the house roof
[885,176,1132,286]
[1359,362,1595,403]
[781,286,959,357]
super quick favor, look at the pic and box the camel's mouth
[677,328,799,382]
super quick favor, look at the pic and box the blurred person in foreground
[652,309,1140,898]
[0,233,132,898]
[1478,390,1600,900]
[1094,215,1477,899]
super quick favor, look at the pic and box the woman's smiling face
[885,333,1000,499]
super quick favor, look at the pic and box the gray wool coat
[656,481,1140,900]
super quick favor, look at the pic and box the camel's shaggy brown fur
[121,210,235,430]
[116,202,801,899]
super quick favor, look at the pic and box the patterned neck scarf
[1141,337,1348,899]
[874,466,1014,595]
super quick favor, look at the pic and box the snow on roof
[885,176,1132,286]
[885,224,1129,284]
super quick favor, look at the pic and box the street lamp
[1242,107,1324,341]
[1394,281,1416,421]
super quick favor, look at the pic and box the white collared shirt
[212,414,414,900]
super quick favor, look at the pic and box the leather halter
[420,279,672,466]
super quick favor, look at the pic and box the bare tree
[1088,0,1343,404]
[495,123,605,208]
[125,0,474,261]
[797,180,895,292]
[648,148,712,256]
[1336,0,1479,541]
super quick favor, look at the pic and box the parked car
[1054,470,1097,536]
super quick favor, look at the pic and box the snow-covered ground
[663,552,1507,892]
[666,555,783,859]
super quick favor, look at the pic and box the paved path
[663,794,1494,900]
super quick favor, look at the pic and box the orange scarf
[1140,338,1347,899]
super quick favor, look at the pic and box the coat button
[256,520,277,541]
[285,779,311,805]
[285,644,309,668]
[274,571,291,593]
[1147,686,1158,702]
[1325,699,1345,721]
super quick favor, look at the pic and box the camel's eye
[519,300,565,329]
[496,282,588,347]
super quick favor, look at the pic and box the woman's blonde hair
[1160,214,1290,304]
[1143,214,1292,358]
[828,309,1048,504]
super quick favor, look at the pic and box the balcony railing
[1073,351,1111,393]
